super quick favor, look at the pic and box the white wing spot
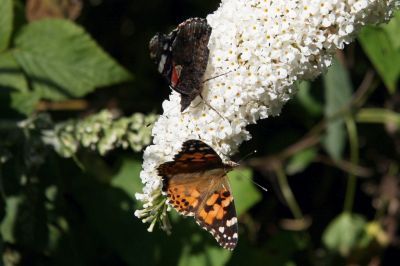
[158,55,167,73]
[233,233,238,239]
[226,217,237,227]
[219,227,225,233]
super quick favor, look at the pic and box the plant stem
[343,116,359,213]
[356,108,400,125]
[275,164,303,220]
[248,71,377,175]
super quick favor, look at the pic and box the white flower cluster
[43,110,157,158]
[135,0,399,229]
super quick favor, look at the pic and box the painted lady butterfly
[149,18,212,112]
[157,140,239,250]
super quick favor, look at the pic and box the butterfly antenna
[236,150,257,164]
[232,167,269,193]
[251,179,268,193]
[203,70,235,83]
[235,150,268,192]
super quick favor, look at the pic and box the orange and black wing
[157,139,238,250]
[195,178,238,250]
[157,140,223,215]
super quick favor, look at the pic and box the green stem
[356,108,400,125]
[275,165,303,220]
[343,116,359,213]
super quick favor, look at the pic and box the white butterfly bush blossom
[135,0,399,231]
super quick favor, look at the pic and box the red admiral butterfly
[149,18,212,112]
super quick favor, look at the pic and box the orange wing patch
[166,184,201,216]
[197,189,233,225]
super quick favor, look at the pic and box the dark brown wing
[157,139,224,177]
[171,18,211,110]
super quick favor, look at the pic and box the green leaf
[296,81,323,116]
[0,52,38,116]
[111,158,143,199]
[322,59,352,161]
[286,148,318,175]
[178,244,231,266]
[0,0,13,52]
[322,213,367,256]
[381,10,400,50]
[0,196,22,243]
[359,19,400,93]
[228,167,262,216]
[8,92,40,116]
[12,19,133,101]
[0,52,28,92]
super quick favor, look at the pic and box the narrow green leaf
[359,26,400,94]
[0,0,13,52]
[322,213,367,256]
[286,148,318,175]
[13,19,133,101]
[323,59,352,161]
[228,167,262,216]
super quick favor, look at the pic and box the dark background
[0,0,399,265]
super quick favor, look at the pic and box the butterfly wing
[158,140,224,216]
[171,18,211,110]
[195,177,238,250]
[157,140,238,250]
[149,30,177,85]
